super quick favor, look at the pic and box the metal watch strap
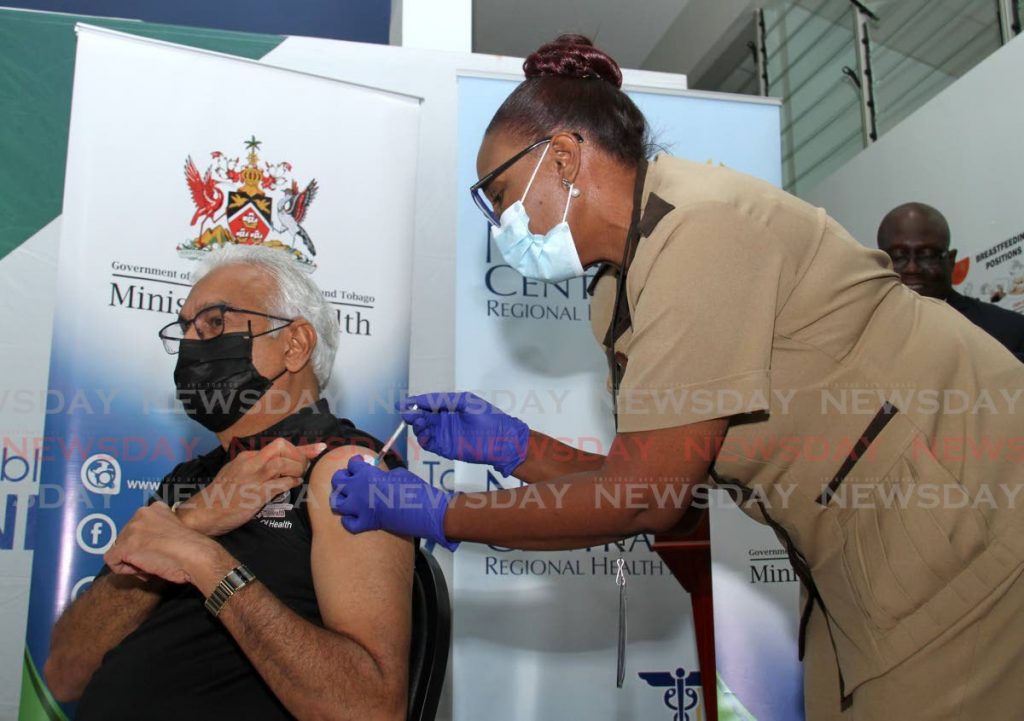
[204,564,256,617]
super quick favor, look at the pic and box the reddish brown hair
[486,34,651,167]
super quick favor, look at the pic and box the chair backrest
[407,545,452,721]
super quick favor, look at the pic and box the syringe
[370,404,417,467]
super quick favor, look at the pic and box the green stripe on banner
[19,648,67,721]
[0,8,284,261]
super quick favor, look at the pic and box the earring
[562,178,582,197]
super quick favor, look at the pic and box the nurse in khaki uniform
[333,34,1024,720]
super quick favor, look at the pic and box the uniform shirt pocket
[837,439,988,631]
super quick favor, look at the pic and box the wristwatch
[204,564,257,617]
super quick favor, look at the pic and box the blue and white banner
[22,25,420,718]
[453,76,793,721]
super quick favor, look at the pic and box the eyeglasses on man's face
[887,248,951,271]
[157,303,293,354]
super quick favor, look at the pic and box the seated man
[43,245,412,721]
[878,201,1024,360]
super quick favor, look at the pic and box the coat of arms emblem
[178,136,318,271]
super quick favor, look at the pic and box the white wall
[390,0,472,52]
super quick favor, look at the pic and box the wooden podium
[652,506,717,720]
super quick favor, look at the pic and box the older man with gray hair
[43,245,412,721]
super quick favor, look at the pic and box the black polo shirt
[76,399,402,720]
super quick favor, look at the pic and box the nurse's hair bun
[524,34,623,89]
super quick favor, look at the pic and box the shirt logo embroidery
[257,491,294,522]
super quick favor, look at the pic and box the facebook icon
[75,513,117,554]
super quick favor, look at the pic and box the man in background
[878,202,1024,361]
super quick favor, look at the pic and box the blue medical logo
[80,453,122,495]
[639,667,703,721]
[75,513,117,554]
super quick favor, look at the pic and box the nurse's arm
[444,419,726,551]
[511,429,607,483]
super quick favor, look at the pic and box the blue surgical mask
[491,144,584,283]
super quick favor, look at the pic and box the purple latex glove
[331,456,459,551]
[397,392,529,476]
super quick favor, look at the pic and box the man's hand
[105,503,232,588]
[176,438,326,537]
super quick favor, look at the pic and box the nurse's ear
[550,132,582,187]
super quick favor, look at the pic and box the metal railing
[746,0,1014,196]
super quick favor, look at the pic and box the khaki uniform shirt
[590,154,1024,698]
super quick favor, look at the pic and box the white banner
[23,25,420,719]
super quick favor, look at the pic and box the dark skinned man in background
[878,202,1024,361]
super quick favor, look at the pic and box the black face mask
[174,331,285,433]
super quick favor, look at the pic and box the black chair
[407,545,451,721]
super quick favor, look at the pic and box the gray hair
[191,245,339,389]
